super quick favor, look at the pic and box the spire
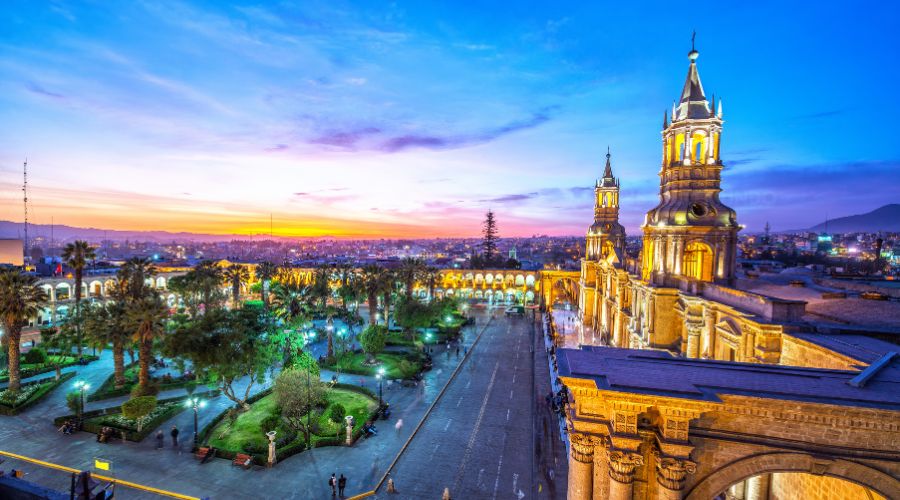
[603,147,613,179]
[674,32,710,121]
[663,110,668,129]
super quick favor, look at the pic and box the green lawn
[0,355,96,382]
[207,388,377,454]
[325,351,425,379]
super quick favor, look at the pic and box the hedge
[53,390,220,442]
[0,371,75,415]
[88,362,197,402]
[0,355,98,384]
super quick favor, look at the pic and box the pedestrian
[329,473,337,496]
[464,346,468,355]
[386,477,396,493]
[155,430,164,450]
[394,418,403,433]
[455,346,459,358]
[338,474,346,497]
[170,426,179,447]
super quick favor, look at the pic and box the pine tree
[481,210,499,266]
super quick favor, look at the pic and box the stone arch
[686,452,900,500]
[484,273,493,285]
[156,276,167,289]
[683,240,714,282]
[55,282,71,301]
[41,284,55,302]
[515,275,525,286]
[104,279,117,294]
[89,280,103,297]
[525,274,535,287]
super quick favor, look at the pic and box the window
[683,241,714,282]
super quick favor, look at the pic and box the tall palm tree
[397,257,425,301]
[360,265,385,327]
[380,269,397,329]
[271,281,311,326]
[422,266,441,301]
[223,264,250,308]
[61,240,96,355]
[255,261,277,310]
[82,299,130,388]
[128,293,167,392]
[310,265,332,311]
[119,257,157,302]
[191,260,225,312]
[0,269,49,392]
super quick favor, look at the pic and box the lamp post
[73,380,90,427]
[185,396,206,447]
[376,367,386,407]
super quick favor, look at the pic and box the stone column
[607,450,644,500]
[686,328,700,359]
[656,457,697,500]
[701,309,716,359]
[592,441,610,500]
[568,434,599,500]
[745,474,770,500]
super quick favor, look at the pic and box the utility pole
[22,159,29,263]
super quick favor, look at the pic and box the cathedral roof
[597,148,618,188]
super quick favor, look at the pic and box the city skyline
[2,1,899,238]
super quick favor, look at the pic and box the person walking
[155,430,164,450]
[338,474,346,497]
[455,346,460,358]
[394,418,404,433]
[329,473,337,496]
[170,426,179,448]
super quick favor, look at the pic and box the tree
[121,396,157,432]
[82,300,130,388]
[66,391,83,415]
[397,257,424,301]
[186,261,225,313]
[223,264,250,307]
[166,307,276,410]
[0,269,49,392]
[254,261,278,311]
[119,257,156,302]
[40,324,77,380]
[128,294,167,395]
[61,240,96,355]
[481,210,499,266]
[359,324,387,362]
[274,367,326,435]
[309,265,332,312]
[395,297,435,339]
[380,269,397,329]
[421,266,441,301]
[360,265,385,327]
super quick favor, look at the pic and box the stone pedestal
[607,450,643,500]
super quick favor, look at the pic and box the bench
[195,447,215,464]
[232,453,253,469]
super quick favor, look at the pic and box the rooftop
[557,346,900,411]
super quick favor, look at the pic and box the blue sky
[1,1,898,237]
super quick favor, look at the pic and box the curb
[354,312,496,498]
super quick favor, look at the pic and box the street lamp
[375,367,386,407]
[185,396,207,447]
[73,380,90,427]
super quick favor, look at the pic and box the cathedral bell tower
[642,40,739,285]
[586,148,626,262]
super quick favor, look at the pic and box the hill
[809,204,900,233]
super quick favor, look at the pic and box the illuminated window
[683,241,714,282]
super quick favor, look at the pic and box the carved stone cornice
[656,457,697,491]
[607,450,644,483]
[570,434,602,464]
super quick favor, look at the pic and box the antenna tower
[23,159,29,261]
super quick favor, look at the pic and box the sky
[1,1,899,239]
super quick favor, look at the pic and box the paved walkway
[0,312,485,499]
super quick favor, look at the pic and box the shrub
[359,324,388,358]
[330,404,346,424]
[121,396,157,432]
[24,347,48,365]
[260,414,281,434]
[66,391,83,415]
[130,382,159,398]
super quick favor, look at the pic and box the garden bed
[0,355,98,383]
[53,391,219,442]
[321,350,426,380]
[201,386,378,466]
[0,372,75,416]
[88,363,196,402]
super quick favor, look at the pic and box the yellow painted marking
[94,458,110,471]
[0,450,199,499]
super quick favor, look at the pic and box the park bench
[232,453,252,469]
[195,447,215,464]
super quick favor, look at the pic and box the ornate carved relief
[607,450,644,484]
[571,434,602,464]
[656,457,697,491]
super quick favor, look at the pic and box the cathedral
[568,44,900,500]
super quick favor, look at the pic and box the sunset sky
[1,1,898,238]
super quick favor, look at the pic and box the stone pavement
[371,309,567,500]
[0,310,493,499]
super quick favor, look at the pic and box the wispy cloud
[25,82,66,100]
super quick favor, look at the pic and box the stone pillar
[701,310,716,359]
[727,480,746,500]
[686,328,700,359]
[746,474,770,500]
[607,450,644,500]
[568,434,598,500]
[592,441,610,500]
[656,457,697,500]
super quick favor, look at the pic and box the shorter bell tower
[586,148,626,262]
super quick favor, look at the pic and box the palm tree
[255,261,277,310]
[310,265,332,311]
[0,269,49,392]
[360,265,385,327]
[191,260,225,312]
[128,293,167,393]
[61,240,96,355]
[119,257,157,302]
[271,281,311,326]
[223,264,250,308]
[83,299,130,388]
[397,257,425,301]
[380,269,398,329]
[422,266,441,301]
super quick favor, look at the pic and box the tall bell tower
[642,38,739,285]
[586,148,626,262]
